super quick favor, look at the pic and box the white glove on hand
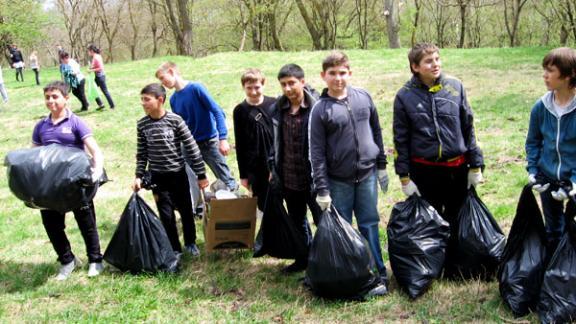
[316,194,332,211]
[401,180,421,197]
[377,169,389,193]
[528,174,550,193]
[569,182,576,197]
[467,168,484,189]
[91,167,103,183]
[551,188,568,201]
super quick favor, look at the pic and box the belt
[411,155,466,167]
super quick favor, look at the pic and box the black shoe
[281,261,307,274]
[366,282,389,298]
[184,244,201,257]
[96,105,105,110]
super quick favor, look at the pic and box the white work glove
[467,168,484,189]
[551,187,568,201]
[401,179,421,197]
[528,174,550,193]
[316,194,332,211]
[569,182,576,197]
[91,167,103,183]
[377,169,389,193]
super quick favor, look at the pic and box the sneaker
[366,283,389,298]
[185,244,201,257]
[281,260,307,274]
[96,105,105,110]
[87,262,104,277]
[55,259,80,281]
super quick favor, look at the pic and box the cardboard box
[203,196,257,252]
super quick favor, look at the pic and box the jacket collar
[278,87,316,111]
[409,74,445,92]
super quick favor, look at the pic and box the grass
[0,47,551,322]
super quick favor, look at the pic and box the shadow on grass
[0,259,54,294]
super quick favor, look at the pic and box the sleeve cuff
[197,173,207,180]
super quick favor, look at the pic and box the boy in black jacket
[233,68,276,211]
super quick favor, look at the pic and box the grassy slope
[0,47,549,322]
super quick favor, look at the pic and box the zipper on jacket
[346,101,361,182]
[430,94,444,160]
[556,116,562,180]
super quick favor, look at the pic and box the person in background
[29,50,40,86]
[133,83,209,257]
[526,47,576,252]
[233,68,276,211]
[32,80,104,280]
[87,44,115,110]
[60,52,90,111]
[9,44,24,82]
[0,64,8,104]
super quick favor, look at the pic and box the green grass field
[0,47,551,322]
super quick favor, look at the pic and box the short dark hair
[60,51,70,60]
[44,81,69,97]
[141,83,167,101]
[322,51,350,72]
[277,64,305,80]
[543,47,576,87]
[408,43,440,74]
[87,44,101,54]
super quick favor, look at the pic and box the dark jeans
[15,68,23,82]
[250,168,270,212]
[94,74,115,108]
[151,168,196,252]
[410,162,469,271]
[40,201,102,264]
[72,79,89,110]
[283,187,322,264]
[33,68,40,85]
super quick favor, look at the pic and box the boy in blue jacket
[156,62,238,191]
[526,47,576,250]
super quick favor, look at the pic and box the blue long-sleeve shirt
[169,82,228,142]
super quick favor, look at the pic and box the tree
[95,0,126,63]
[410,0,422,46]
[56,0,94,59]
[355,0,369,49]
[0,0,45,60]
[294,0,344,50]
[164,0,193,55]
[503,0,529,46]
[146,0,163,57]
[384,0,401,48]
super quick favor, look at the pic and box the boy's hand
[316,194,332,211]
[377,169,389,193]
[467,168,484,189]
[240,178,250,190]
[528,173,549,193]
[198,178,209,189]
[401,178,421,197]
[219,139,230,156]
[133,178,142,192]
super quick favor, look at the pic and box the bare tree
[294,0,323,49]
[146,0,162,57]
[164,0,193,55]
[95,0,126,62]
[294,0,344,50]
[56,0,93,58]
[503,0,529,47]
[411,0,422,46]
[125,0,140,60]
[384,0,401,48]
[355,0,369,49]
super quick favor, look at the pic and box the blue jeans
[197,138,237,190]
[540,189,567,248]
[94,74,115,108]
[329,172,386,278]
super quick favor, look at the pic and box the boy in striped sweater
[133,83,209,256]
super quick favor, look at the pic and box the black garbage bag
[184,164,204,219]
[537,200,576,323]
[5,144,107,213]
[446,187,506,280]
[498,185,548,317]
[387,195,450,299]
[253,186,310,259]
[305,205,379,299]
[104,193,178,274]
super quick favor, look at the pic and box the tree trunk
[294,0,323,50]
[164,0,193,55]
[457,0,468,48]
[384,0,401,48]
[411,0,421,46]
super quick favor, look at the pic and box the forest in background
[1,0,576,66]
